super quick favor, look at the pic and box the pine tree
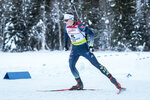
[26,0,43,51]
[110,0,138,51]
[140,0,150,51]
[2,0,27,52]
[0,0,3,50]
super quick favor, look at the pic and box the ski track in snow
[0,51,150,100]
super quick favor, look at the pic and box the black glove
[64,46,69,51]
[89,46,94,52]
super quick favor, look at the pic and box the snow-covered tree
[110,0,139,51]
[2,0,28,52]
[0,0,150,52]
[98,0,114,50]
[46,0,70,50]
[0,0,3,50]
[139,0,150,51]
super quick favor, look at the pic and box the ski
[37,89,99,92]
[37,88,126,94]
[117,88,126,94]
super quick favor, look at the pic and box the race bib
[66,25,85,43]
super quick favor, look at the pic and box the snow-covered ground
[0,51,150,100]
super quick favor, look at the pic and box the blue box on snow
[4,71,31,79]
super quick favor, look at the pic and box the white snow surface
[0,51,150,100]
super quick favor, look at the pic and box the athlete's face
[64,19,74,26]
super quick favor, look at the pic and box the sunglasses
[64,19,69,22]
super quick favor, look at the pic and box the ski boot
[110,76,121,89]
[70,77,83,90]
[110,76,125,89]
[110,76,126,94]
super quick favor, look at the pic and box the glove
[89,46,94,52]
[64,46,69,51]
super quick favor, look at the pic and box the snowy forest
[0,0,150,52]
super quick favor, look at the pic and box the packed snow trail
[0,51,150,100]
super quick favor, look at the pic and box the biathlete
[63,12,124,91]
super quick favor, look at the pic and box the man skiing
[63,12,124,92]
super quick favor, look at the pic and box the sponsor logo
[81,25,84,29]
[68,29,76,33]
